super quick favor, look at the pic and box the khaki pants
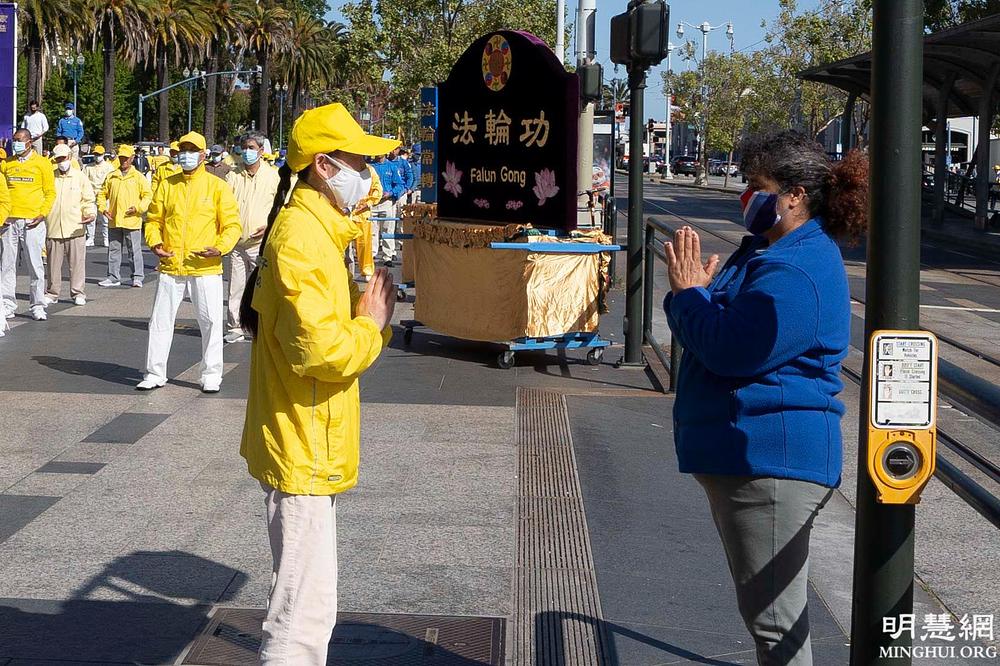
[45,236,87,298]
[226,241,260,334]
[695,474,833,666]
[260,484,338,665]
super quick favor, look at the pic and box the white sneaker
[223,331,245,344]
[201,381,221,394]
[85,240,95,247]
[73,295,87,306]
[5,311,14,320]
[42,295,57,306]
[132,278,143,288]
[31,308,47,321]
[98,278,121,288]
[136,378,166,391]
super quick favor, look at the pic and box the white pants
[226,242,260,334]
[0,218,47,315]
[372,200,398,261]
[260,485,338,666]
[143,273,224,386]
[86,212,108,246]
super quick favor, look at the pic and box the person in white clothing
[223,132,280,344]
[21,101,49,154]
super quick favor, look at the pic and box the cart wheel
[403,328,413,345]
[396,287,407,302]
[586,348,604,366]
[497,350,515,370]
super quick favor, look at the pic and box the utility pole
[577,0,597,228]
[663,43,675,179]
[556,0,566,63]
[850,1,923,663]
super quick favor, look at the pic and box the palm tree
[244,0,290,138]
[19,0,93,105]
[275,12,344,122]
[203,0,252,145]
[92,0,146,146]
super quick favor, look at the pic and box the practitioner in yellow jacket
[1,127,56,321]
[239,103,398,664]
[151,141,182,193]
[138,131,241,393]
[97,145,152,288]
[350,164,382,280]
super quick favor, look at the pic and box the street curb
[920,225,1000,258]
[647,177,739,195]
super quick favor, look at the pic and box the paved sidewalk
[0,241,981,665]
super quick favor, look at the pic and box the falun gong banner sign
[0,4,16,143]
[436,31,580,230]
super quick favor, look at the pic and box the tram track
[631,194,1000,520]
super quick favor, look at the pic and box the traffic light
[610,1,672,68]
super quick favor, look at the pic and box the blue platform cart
[400,238,621,369]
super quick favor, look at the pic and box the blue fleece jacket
[391,156,414,191]
[664,218,850,488]
[372,159,403,200]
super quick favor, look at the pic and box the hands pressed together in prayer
[664,226,720,295]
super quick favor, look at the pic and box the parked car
[669,155,699,176]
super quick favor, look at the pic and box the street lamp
[181,68,206,133]
[677,19,734,185]
[65,54,85,112]
[275,82,289,150]
[663,42,675,179]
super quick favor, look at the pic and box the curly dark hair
[738,130,869,245]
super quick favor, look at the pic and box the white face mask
[95,155,104,163]
[65,109,73,117]
[178,151,201,171]
[57,161,72,172]
[322,155,371,212]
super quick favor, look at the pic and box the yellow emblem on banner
[482,34,512,92]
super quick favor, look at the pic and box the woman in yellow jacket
[239,104,398,665]
[350,163,382,279]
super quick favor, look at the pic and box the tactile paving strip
[513,388,610,665]
[182,609,505,664]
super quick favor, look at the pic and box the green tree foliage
[340,0,560,139]
[925,0,1000,31]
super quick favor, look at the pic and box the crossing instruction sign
[870,331,937,429]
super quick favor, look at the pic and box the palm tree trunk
[257,47,270,136]
[203,40,219,145]
[26,34,40,106]
[157,45,170,142]
[102,17,115,146]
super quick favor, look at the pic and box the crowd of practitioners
[0,100,419,394]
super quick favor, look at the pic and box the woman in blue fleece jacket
[664,130,869,666]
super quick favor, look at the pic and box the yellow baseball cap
[93,144,105,155]
[169,141,180,152]
[177,131,207,151]
[117,144,135,158]
[286,103,399,173]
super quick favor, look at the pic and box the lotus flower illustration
[474,198,490,209]
[442,161,463,197]
[533,169,559,206]
[506,200,524,210]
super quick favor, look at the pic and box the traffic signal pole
[622,65,647,366]
[850,1,923,663]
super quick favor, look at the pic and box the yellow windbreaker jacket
[98,167,152,230]
[2,152,56,219]
[151,162,182,193]
[241,183,392,495]
[145,164,242,276]
[48,168,96,239]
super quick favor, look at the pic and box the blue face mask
[243,149,260,166]
[11,141,27,155]
[178,151,201,171]
[739,188,782,234]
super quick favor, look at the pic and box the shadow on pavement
[111,318,203,338]
[31,355,142,387]
[0,550,248,664]
[534,611,740,665]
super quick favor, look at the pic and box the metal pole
[933,73,956,227]
[622,66,646,366]
[577,0,597,228]
[555,0,565,63]
[72,67,78,113]
[279,92,285,149]
[642,223,655,338]
[974,63,1000,230]
[841,91,857,157]
[664,47,673,179]
[137,95,144,143]
[187,81,193,133]
[607,81,619,281]
[850,1,923,663]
